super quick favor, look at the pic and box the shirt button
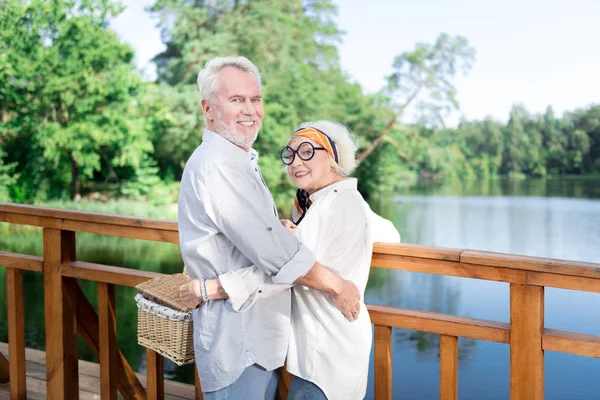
[334,189,338,192]
[267,227,273,231]
[258,290,263,294]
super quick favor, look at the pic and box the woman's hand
[280,219,297,232]
[179,279,203,310]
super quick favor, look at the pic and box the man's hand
[296,262,362,322]
[179,279,203,310]
[330,278,361,322]
[280,219,297,232]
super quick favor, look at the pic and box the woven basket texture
[135,273,190,312]
[136,273,195,366]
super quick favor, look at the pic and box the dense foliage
[1,0,598,212]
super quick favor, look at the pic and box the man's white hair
[196,56,262,101]
[293,120,358,177]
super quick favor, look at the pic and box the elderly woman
[189,120,399,400]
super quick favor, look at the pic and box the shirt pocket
[193,305,218,351]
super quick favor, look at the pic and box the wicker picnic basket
[135,273,195,366]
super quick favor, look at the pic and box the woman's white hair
[196,56,262,101]
[292,120,358,177]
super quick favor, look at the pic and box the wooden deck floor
[0,342,196,399]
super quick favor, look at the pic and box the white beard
[212,107,260,149]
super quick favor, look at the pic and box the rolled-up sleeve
[200,165,315,284]
[219,271,252,311]
[219,266,292,311]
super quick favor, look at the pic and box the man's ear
[201,99,213,121]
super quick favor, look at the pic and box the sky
[110,0,600,126]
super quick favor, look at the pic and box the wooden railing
[1,202,600,399]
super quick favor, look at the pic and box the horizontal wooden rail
[372,248,600,293]
[543,329,600,358]
[461,249,600,279]
[374,243,600,280]
[62,261,162,288]
[371,252,529,284]
[525,271,600,293]
[368,304,510,343]
[0,252,43,272]
[370,242,463,261]
[1,211,179,243]
[0,203,178,231]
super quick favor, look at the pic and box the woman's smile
[294,170,310,178]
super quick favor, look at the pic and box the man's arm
[180,261,361,321]
[296,262,361,321]
[217,258,361,322]
[179,278,229,310]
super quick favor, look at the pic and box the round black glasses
[280,141,328,165]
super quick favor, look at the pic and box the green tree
[1,0,154,200]
[541,106,568,174]
[568,129,591,172]
[568,105,600,171]
[356,33,476,167]
[501,105,527,176]
[138,83,203,180]
[0,148,18,201]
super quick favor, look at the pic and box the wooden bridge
[1,202,599,399]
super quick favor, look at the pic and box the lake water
[1,177,599,399]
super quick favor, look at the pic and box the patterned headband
[291,127,339,164]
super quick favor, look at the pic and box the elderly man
[177,56,361,400]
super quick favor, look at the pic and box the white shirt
[178,130,316,392]
[220,178,401,400]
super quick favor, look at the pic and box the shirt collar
[202,130,259,163]
[309,178,357,203]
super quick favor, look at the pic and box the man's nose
[241,99,256,115]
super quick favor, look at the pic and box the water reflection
[365,178,600,400]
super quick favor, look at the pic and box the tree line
[1,0,598,210]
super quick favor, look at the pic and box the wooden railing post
[195,365,204,400]
[6,267,26,399]
[374,325,392,400]
[510,284,544,400]
[99,282,118,399]
[440,335,458,400]
[43,228,79,399]
[146,349,164,400]
[63,279,146,400]
[277,366,290,400]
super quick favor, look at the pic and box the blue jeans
[203,364,280,400]
[287,375,328,400]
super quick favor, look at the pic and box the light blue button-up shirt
[177,130,316,392]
